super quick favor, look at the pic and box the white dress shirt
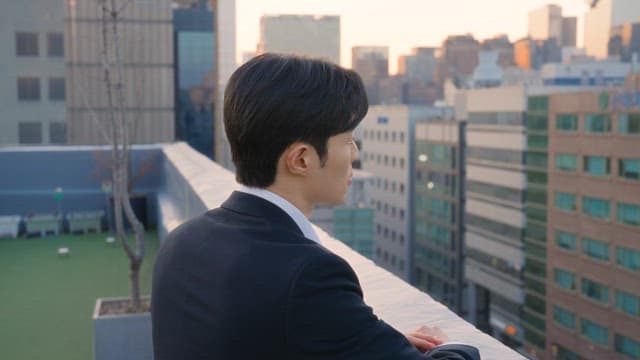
[237,186,321,244]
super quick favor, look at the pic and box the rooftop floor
[0,231,158,360]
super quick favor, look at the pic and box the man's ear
[283,142,313,176]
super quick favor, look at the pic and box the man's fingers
[409,332,443,345]
[406,334,440,352]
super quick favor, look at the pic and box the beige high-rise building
[528,4,577,47]
[257,15,340,65]
[584,0,640,58]
[528,5,563,44]
[65,0,175,144]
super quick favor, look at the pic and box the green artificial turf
[0,231,159,360]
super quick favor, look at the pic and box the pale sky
[235,0,592,73]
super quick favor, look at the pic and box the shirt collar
[237,186,321,244]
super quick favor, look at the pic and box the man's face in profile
[306,131,359,206]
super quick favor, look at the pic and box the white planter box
[93,297,153,360]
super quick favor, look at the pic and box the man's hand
[404,326,447,352]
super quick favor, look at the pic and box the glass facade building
[413,120,466,314]
[173,2,215,159]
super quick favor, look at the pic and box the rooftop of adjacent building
[0,142,525,359]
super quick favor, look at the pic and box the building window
[582,196,610,220]
[554,191,577,212]
[617,202,640,226]
[48,78,65,101]
[400,133,405,143]
[553,305,576,330]
[399,209,405,220]
[583,156,610,176]
[617,246,640,273]
[392,131,396,142]
[399,183,405,194]
[399,158,405,169]
[582,237,609,262]
[619,113,640,135]
[399,234,404,245]
[399,259,405,271]
[17,77,40,101]
[46,32,64,57]
[554,153,578,172]
[581,318,609,348]
[584,114,612,133]
[616,290,640,317]
[581,278,609,304]
[554,268,576,291]
[49,122,66,144]
[556,113,578,131]
[615,333,640,359]
[619,159,640,180]
[15,32,38,56]
[18,122,42,144]
[555,230,577,251]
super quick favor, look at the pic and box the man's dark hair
[223,53,368,187]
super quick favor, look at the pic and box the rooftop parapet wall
[159,142,526,360]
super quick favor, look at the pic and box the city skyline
[236,0,591,72]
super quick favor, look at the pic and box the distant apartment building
[481,35,514,68]
[360,105,453,281]
[65,0,175,144]
[519,87,640,360]
[311,170,375,259]
[173,0,214,159]
[398,47,438,84]
[0,0,66,146]
[514,38,561,71]
[351,46,389,105]
[609,21,640,62]
[439,35,480,79]
[413,119,467,315]
[257,15,340,64]
[584,0,640,58]
[527,4,576,47]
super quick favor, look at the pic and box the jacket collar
[220,191,305,238]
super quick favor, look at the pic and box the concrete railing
[157,142,525,360]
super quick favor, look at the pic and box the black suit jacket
[152,191,480,360]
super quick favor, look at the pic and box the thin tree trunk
[99,0,145,311]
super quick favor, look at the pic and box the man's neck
[266,183,313,218]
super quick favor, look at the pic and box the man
[152,54,480,359]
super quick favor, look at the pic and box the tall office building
[257,15,340,65]
[398,47,438,84]
[351,46,389,105]
[440,35,480,78]
[561,17,577,48]
[413,119,467,315]
[460,85,528,350]
[481,35,514,68]
[584,0,640,58]
[528,4,576,47]
[528,5,563,44]
[212,0,236,169]
[609,21,640,62]
[514,38,562,71]
[360,105,453,281]
[66,0,175,144]
[0,0,66,146]
[173,0,215,159]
